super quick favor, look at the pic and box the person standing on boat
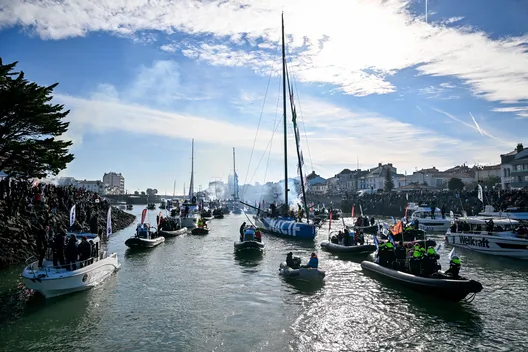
[36,225,49,268]
[52,231,66,268]
[286,252,299,269]
[78,236,92,267]
[239,222,246,242]
[343,229,351,246]
[65,234,78,271]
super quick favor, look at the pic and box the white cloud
[492,106,528,119]
[1,0,526,107]
[54,78,514,185]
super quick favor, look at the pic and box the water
[1,208,528,352]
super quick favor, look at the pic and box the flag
[329,210,333,231]
[449,247,456,260]
[157,211,162,226]
[69,205,76,227]
[106,207,112,239]
[456,193,459,199]
[390,221,403,235]
[141,208,148,224]
[477,184,483,203]
[373,234,379,249]
[406,193,409,200]
[351,206,355,219]
[404,205,409,218]
[391,216,397,225]
[388,234,396,246]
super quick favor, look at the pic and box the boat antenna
[282,12,289,208]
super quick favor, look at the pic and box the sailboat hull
[256,216,317,240]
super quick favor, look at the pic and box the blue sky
[0,0,527,194]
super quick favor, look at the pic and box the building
[360,163,398,191]
[510,145,528,189]
[306,171,327,195]
[500,144,527,189]
[103,172,125,194]
[77,180,106,194]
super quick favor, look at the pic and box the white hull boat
[411,205,452,232]
[445,217,527,259]
[22,253,120,298]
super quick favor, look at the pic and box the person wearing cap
[445,256,461,279]
[78,236,92,267]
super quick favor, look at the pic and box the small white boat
[279,262,325,281]
[445,217,528,259]
[22,252,120,298]
[478,205,528,221]
[158,227,187,238]
[410,204,452,232]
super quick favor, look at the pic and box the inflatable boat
[321,241,376,254]
[158,228,187,238]
[360,261,482,302]
[279,262,325,282]
[191,227,209,235]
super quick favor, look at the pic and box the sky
[0,0,527,195]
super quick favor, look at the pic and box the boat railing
[25,255,108,277]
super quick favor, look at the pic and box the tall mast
[282,12,289,207]
[173,180,176,197]
[233,147,238,200]
[189,139,194,200]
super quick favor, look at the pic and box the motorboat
[361,261,482,302]
[126,204,133,210]
[147,203,156,210]
[234,226,264,250]
[125,223,165,248]
[279,261,325,282]
[158,228,187,237]
[320,240,376,254]
[445,217,528,259]
[191,227,209,235]
[478,205,528,221]
[410,204,453,232]
[22,209,120,298]
[116,201,127,210]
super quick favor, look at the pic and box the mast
[189,139,195,201]
[173,180,176,197]
[233,147,238,201]
[281,12,289,207]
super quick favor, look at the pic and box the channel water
[1,207,527,351]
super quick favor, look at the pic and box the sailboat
[180,139,198,229]
[253,14,318,240]
[232,147,243,214]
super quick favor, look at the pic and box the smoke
[205,177,303,210]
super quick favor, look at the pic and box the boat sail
[253,14,318,240]
[180,139,198,229]
[232,147,242,214]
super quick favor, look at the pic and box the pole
[281,13,289,207]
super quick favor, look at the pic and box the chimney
[378,163,382,167]
[388,163,393,167]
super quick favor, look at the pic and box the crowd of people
[339,189,528,217]
[0,177,109,267]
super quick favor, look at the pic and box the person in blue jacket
[302,253,318,269]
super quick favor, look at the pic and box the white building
[361,163,399,191]
[77,180,106,194]
[57,177,78,187]
[103,172,125,194]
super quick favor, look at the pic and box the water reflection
[233,249,263,268]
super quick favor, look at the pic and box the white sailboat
[22,206,120,298]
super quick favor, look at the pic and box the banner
[106,207,112,239]
[69,205,76,227]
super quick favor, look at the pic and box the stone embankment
[0,201,135,269]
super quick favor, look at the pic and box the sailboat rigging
[250,13,317,240]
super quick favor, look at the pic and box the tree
[134,191,139,195]
[482,175,501,189]
[140,191,146,196]
[448,177,464,191]
[516,143,524,153]
[384,169,394,192]
[0,58,74,178]
[146,188,158,196]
